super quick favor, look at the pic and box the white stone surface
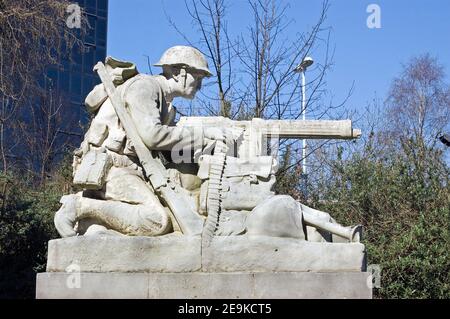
[46,235,365,273]
[246,195,305,239]
[36,272,372,299]
[203,235,366,272]
[46,234,201,273]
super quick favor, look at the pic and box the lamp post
[294,57,314,197]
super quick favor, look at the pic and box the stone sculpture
[37,46,371,299]
[54,45,362,243]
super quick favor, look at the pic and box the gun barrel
[178,117,361,140]
[258,119,361,140]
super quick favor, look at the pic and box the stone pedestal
[36,234,372,299]
[36,272,372,299]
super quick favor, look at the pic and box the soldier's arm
[124,78,204,152]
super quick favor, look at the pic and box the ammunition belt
[202,141,227,248]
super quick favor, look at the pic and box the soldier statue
[54,46,362,243]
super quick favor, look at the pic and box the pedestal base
[44,235,366,273]
[36,272,372,299]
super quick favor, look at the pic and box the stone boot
[54,194,80,238]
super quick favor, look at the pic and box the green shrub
[309,147,450,299]
[0,163,69,299]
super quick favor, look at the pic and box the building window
[85,0,97,15]
[85,15,97,45]
[46,67,58,89]
[82,76,94,99]
[72,48,83,65]
[95,47,106,64]
[59,71,70,92]
[70,72,82,97]
[43,0,108,132]
[97,0,108,18]
[96,18,107,47]
[83,45,96,73]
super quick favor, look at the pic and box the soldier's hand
[204,127,232,143]
[203,127,235,155]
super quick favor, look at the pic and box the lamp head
[295,56,314,73]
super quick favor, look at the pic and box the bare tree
[309,54,450,204]
[165,0,336,119]
[0,0,83,175]
[15,88,79,184]
[164,0,355,196]
[0,0,87,211]
[165,0,235,117]
[385,54,450,155]
[234,0,332,120]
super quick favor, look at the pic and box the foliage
[305,54,450,298]
[309,135,450,299]
[274,144,304,200]
[0,159,71,299]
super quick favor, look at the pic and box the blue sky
[107,0,450,115]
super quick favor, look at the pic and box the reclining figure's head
[155,46,212,99]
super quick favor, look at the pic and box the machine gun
[177,116,361,159]
[178,116,363,242]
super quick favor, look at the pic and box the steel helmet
[154,46,213,77]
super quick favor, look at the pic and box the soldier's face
[183,72,204,99]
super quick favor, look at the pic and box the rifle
[94,62,204,236]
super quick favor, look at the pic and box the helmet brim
[154,63,213,78]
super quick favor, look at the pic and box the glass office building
[47,0,108,128]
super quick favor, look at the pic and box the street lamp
[294,56,314,174]
[294,57,314,73]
